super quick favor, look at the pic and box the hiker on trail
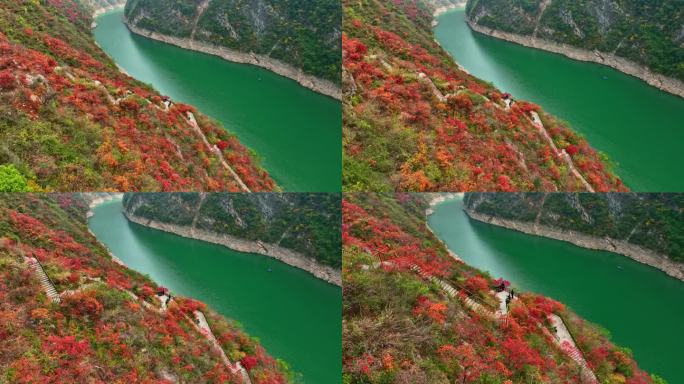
[505,294,511,307]
[510,289,515,299]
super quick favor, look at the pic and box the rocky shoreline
[424,193,464,262]
[123,210,342,286]
[464,209,684,282]
[431,2,466,27]
[123,22,341,100]
[465,19,684,98]
[90,1,126,28]
[86,193,123,218]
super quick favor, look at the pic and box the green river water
[428,196,684,383]
[94,10,341,192]
[435,9,684,192]
[89,198,342,384]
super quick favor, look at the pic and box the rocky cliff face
[124,0,341,98]
[465,0,684,97]
[122,193,342,285]
[464,192,684,280]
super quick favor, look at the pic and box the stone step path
[361,251,597,381]
[192,310,252,384]
[548,314,598,383]
[185,112,251,192]
[410,265,496,318]
[63,66,252,192]
[529,111,594,192]
[25,257,60,303]
[414,71,593,192]
[495,291,510,316]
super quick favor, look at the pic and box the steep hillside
[465,0,684,97]
[122,193,342,285]
[342,0,626,192]
[464,192,684,280]
[0,193,291,383]
[124,0,342,98]
[0,0,275,192]
[343,193,661,384]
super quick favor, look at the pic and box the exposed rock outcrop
[465,20,684,98]
[464,209,684,282]
[123,210,342,286]
[464,0,684,98]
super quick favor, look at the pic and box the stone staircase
[548,314,598,383]
[410,265,496,318]
[192,310,252,384]
[25,257,60,303]
[363,255,597,382]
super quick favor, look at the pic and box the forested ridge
[124,0,342,84]
[342,193,663,383]
[343,0,626,192]
[465,193,684,263]
[123,193,342,269]
[0,193,291,383]
[0,0,275,192]
[466,0,684,82]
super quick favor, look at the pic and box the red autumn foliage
[464,275,489,293]
[241,355,258,371]
[0,2,277,192]
[342,3,627,192]
[342,194,653,383]
[0,70,16,90]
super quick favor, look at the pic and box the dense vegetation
[342,0,625,192]
[0,0,276,192]
[123,193,342,268]
[0,193,291,383]
[124,0,341,84]
[466,0,684,81]
[343,193,663,383]
[465,193,684,263]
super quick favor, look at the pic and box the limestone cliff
[464,192,684,281]
[465,0,684,97]
[122,193,342,285]
[124,0,341,99]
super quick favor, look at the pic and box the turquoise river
[95,9,341,192]
[435,8,684,192]
[429,196,684,383]
[89,198,342,384]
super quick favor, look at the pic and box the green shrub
[0,164,29,192]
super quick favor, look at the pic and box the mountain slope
[0,0,276,192]
[342,0,626,192]
[465,0,684,97]
[343,193,660,384]
[122,193,342,284]
[0,193,290,383]
[124,0,342,98]
[464,192,684,280]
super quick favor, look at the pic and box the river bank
[431,2,466,26]
[463,208,684,282]
[122,210,341,286]
[86,193,123,218]
[464,18,684,99]
[90,1,126,28]
[122,21,341,100]
[425,193,464,263]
